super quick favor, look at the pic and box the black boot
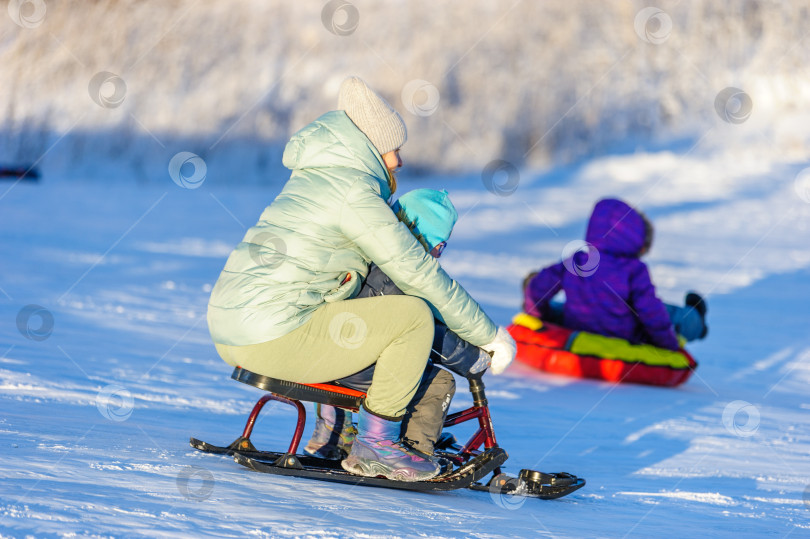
[685,292,708,338]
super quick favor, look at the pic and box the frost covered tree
[0,0,807,181]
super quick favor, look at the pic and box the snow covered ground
[1,143,810,538]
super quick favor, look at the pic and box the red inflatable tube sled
[507,313,697,387]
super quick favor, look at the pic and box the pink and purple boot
[341,406,440,482]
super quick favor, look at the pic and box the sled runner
[509,313,698,387]
[191,366,585,500]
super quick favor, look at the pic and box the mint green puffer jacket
[207,111,496,348]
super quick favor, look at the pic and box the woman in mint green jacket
[207,77,516,482]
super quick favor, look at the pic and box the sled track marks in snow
[0,368,245,415]
[617,490,737,506]
[617,490,810,525]
[135,237,235,258]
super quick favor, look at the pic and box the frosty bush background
[1,0,808,182]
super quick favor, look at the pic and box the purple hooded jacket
[524,198,679,351]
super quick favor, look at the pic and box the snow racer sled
[191,366,585,500]
[509,313,698,387]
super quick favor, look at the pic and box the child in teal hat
[304,188,492,460]
[391,188,458,258]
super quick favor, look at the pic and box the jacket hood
[282,110,390,194]
[584,198,646,257]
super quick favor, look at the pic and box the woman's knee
[394,295,434,329]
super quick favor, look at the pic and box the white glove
[481,326,516,375]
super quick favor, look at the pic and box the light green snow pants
[214,295,435,418]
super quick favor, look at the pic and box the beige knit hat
[338,76,407,156]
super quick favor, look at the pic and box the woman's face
[382,149,402,172]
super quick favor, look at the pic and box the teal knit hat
[392,189,458,250]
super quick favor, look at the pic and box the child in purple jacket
[523,198,707,351]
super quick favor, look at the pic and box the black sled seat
[231,367,365,410]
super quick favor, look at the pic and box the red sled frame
[229,368,498,462]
